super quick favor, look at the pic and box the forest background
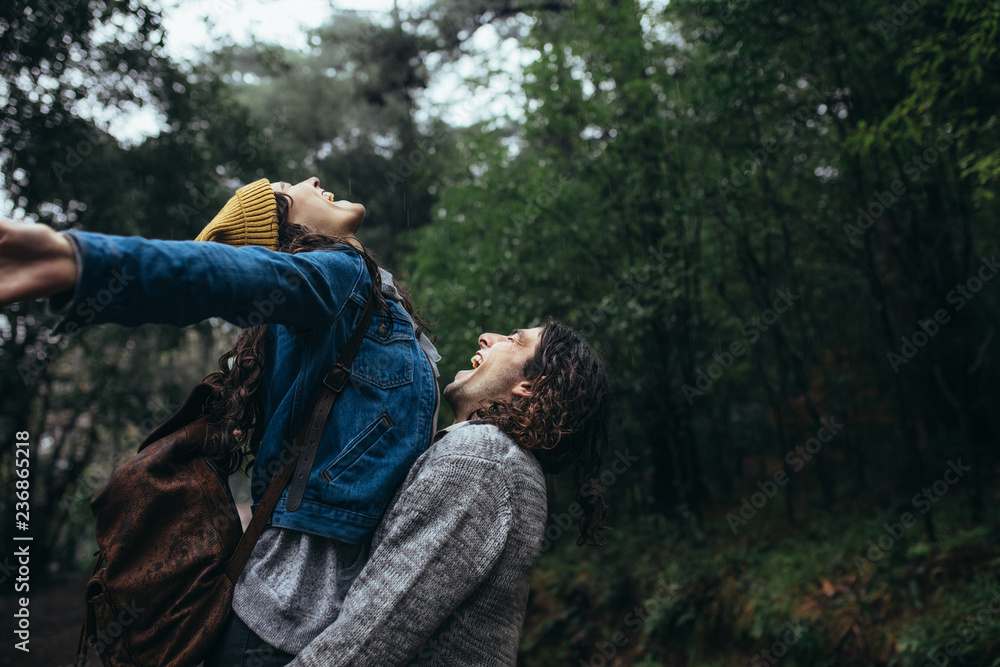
[1,0,999,665]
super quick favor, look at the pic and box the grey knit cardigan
[288,421,548,666]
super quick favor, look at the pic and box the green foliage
[522,495,1000,665]
[0,3,457,575]
[406,0,1000,659]
[2,0,999,660]
[877,0,1000,204]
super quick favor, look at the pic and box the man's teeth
[471,354,481,369]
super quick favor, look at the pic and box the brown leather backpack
[75,262,377,667]
[76,382,237,666]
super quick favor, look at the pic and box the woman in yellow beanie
[0,175,441,666]
[198,176,443,666]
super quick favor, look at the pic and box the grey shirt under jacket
[232,268,441,653]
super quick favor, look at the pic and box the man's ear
[512,380,533,398]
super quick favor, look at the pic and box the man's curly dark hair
[470,321,612,546]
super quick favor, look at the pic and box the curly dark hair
[470,321,612,546]
[202,190,427,474]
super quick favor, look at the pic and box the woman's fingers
[0,220,77,307]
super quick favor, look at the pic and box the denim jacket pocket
[350,313,414,388]
[322,413,394,485]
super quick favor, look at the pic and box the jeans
[202,612,296,667]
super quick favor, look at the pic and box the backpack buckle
[323,364,350,393]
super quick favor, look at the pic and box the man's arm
[289,452,514,667]
[47,230,363,334]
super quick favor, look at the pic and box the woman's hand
[0,219,77,307]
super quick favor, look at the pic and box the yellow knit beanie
[194,178,279,251]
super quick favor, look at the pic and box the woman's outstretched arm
[0,221,365,333]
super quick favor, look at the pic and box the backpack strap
[74,554,105,664]
[225,259,379,583]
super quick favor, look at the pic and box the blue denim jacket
[53,231,439,543]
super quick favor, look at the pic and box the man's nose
[479,333,503,348]
[309,176,320,188]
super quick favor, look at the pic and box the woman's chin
[334,201,367,223]
[341,210,365,235]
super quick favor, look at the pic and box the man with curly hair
[288,321,612,667]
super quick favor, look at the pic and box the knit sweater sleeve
[289,452,513,667]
